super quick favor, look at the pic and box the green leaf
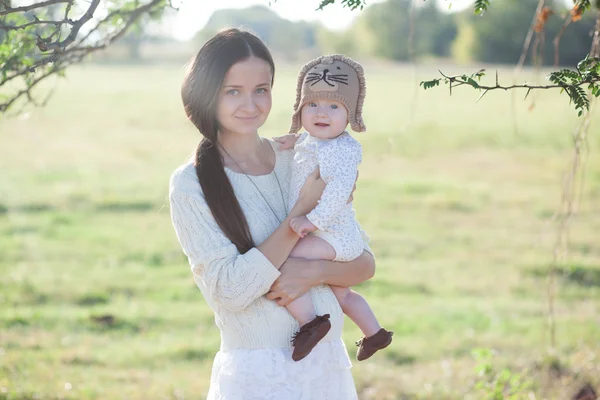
[419,79,441,90]
[474,0,490,14]
[317,0,365,11]
[467,78,480,88]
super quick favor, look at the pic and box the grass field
[1,58,599,399]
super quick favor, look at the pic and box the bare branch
[73,0,164,47]
[0,0,71,15]
[516,0,547,72]
[553,14,573,67]
[0,17,69,31]
[38,0,100,51]
[0,0,167,113]
[591,10,600,57]
[0,65,59,112]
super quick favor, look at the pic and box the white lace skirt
[206,339,358,400]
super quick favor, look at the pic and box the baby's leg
[285,236,335,326]
[290,235,336,261]
[330,285,381,338]
[286,293,317,326]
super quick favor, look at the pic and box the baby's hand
[290,216,317,238]
[273,134,299,150]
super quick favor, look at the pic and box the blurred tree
[121,22,144,60]
[1,0,598,115]
[0,0,171,114]
[194,6,319,60]
[468,0,595,66]
[451,14,477,63]
[329,0,457,61]
[415,0,458,58]
[360,0,412,60]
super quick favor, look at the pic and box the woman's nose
[240,94,258,112]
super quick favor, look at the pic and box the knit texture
[289,54,367,134]
[169,140,372,351]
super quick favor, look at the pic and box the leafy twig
[421,57,600,116]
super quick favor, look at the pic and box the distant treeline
[193,0,595,66]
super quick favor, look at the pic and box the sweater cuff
[242,248,282,293]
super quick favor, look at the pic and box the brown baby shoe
[355,328,394,361]
[291,314,332,362]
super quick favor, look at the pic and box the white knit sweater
[169,140,371,351]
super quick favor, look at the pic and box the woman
[169,28,375,399]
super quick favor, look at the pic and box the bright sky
[167,0,475,41]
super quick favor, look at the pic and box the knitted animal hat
[289,54,367,133]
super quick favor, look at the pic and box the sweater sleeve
[306,139,362,230]
[169,188,281,312]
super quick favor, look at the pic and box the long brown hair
[181,28,275,254]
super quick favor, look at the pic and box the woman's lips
[236,116,259,120]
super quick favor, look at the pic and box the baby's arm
[290,215,317,238]
[306,139,362,231]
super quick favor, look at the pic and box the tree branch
[37,0,100,51]
[553,12,573,67]
[73,0,163,48]
[0,0,167,114]
[516,0,546,72]
[0,0,71,15]
[0,64,59,112]
[437,70,599,91]
[0,17,71,31]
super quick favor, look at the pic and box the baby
[274,55,393,362]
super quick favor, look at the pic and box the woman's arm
[266,249,375,306]
[317,250,375,287]
[169,168,324,312]
[258,169,325,269]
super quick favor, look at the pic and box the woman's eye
[256,88,268,94]
[227,89,239,95]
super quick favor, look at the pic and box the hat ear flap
[289,56,326,133]
[328,54,367,133]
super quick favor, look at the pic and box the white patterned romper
[289,131,365,262]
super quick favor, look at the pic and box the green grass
[0,59,599,399]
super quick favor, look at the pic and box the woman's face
[217,56,273,136]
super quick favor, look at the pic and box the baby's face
[300,99,348,140]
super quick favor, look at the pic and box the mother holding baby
[169,28,390,399]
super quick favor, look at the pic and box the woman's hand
[266,258,319,306]
[291,169,325,217]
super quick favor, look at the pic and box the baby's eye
[227,89,239,95]
[330,104,338,109]
[309,102,317,107]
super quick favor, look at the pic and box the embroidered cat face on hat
[289,54,367,134]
